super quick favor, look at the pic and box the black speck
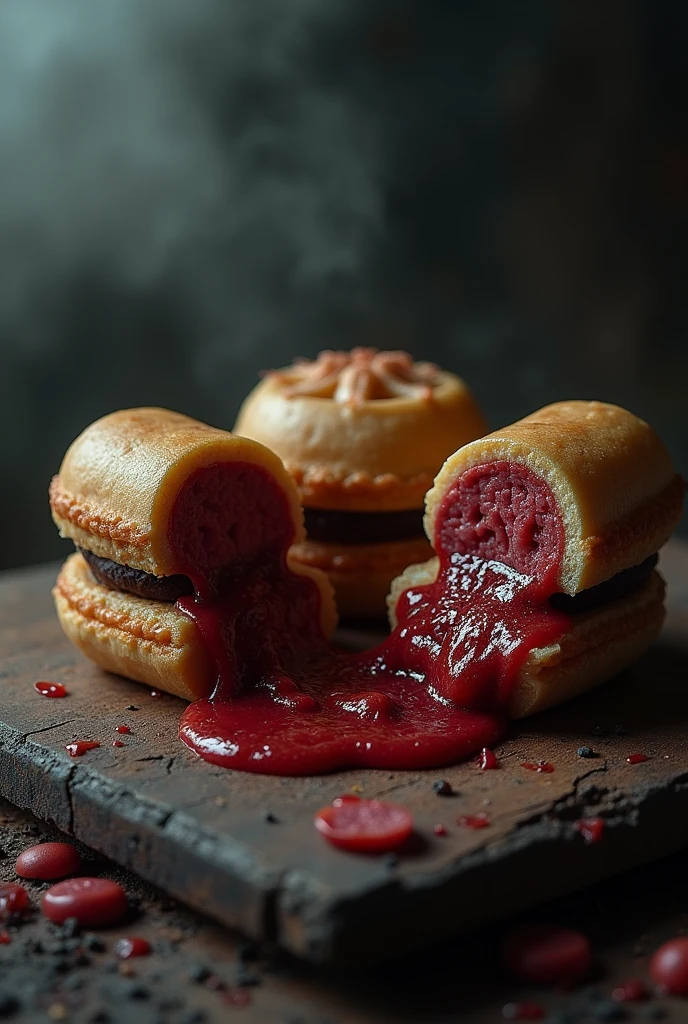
[53,958,71,975]
[128,984,150,1001]
[577,746,598,759]
[126,836,141,850]
[188,963,210,984]
[264,812,279,824]
[384,853,399,869]
[126,705,139,712]
[238,942,259,962]
[593,1002,628,1021]
[84,935,106,952]
[0,849,7,860]
[75,953,92,967]
[433,779,453,796]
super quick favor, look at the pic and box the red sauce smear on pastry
[627,753,651,764]
[34,681,68,698]
[0,883,29,919]
[176,460,569,774]
[458,813,491,829]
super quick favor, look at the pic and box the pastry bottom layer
[388,562,666,718]
[290,535,434,618]
[54,553,214,700]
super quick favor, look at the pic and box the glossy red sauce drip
[115,725,131,734]
[175,461,569,774]
[314,797,413,853]
[15,842,82,881]
[478,747,498,770]
[434,823,448,836]
[65,741,100,757]
[41,877,128,926]
[112,740,125,748]
[34,681,68,698]
[0,883,29,919]
[522,761,555,773]
[627,753,651,764]
[574,818,605,844]
[117,936,152,958]
[458,813,490,829]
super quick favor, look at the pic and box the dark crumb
[188,964,210,984]
[60,917,81,938]
[125,705,139,712]
[384,853,399,869]
[593,1001,628,1021]
[0,994,20,1017]
[83,935,106,952]
[432,779,453,796]
[0,849,7,860]
[264,812,279,824]
[238,942,259,962]
[127,984,150,1001]
[577,746,598,759]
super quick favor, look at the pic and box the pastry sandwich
[388,400,685,717]
[49,408,337,700]
[234,348,487,618]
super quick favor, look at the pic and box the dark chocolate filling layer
[549,554,658,615]
[79,548,193,602]
[303,507,425,545]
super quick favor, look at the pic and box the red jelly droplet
[15,842,82,881]
[627,753,650,765]
[65,741,100,757]
[150,690,163,698]
[34,681,68,698]
[611,978,648,1002]
[115,725,131,734]
[314,798,413,853]
[502,1002,545,1021]
[650,937,688,994]
[521,761,555,773]
[574,818,605,844]
[116,936,151,959]
[41,878,128,926]
[0,931,10,944]
[502,924,592,985]
[479,747,498,770]
[112,740,125,748]
[434,824,448,836]
[0,883,29,919]
[458,813,490,829]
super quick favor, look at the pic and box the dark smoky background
[0,0,686,571]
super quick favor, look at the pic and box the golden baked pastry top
[234,348,487,511]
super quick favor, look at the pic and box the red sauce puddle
[627,753,651,764]
[522,761,555,773]
[173,461,569,775]
[34,681,68,698]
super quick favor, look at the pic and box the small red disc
[41,877,128,926]
[117,936,152,959]
[649,937,688,995]
[502,924,592,985]
[16,843,82,881]
[314,798,413,853]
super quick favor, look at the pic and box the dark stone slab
[1,544,688,966]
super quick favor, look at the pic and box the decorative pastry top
[424,400,685,595]
[271,348,442,406]
[235,350,488,511]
